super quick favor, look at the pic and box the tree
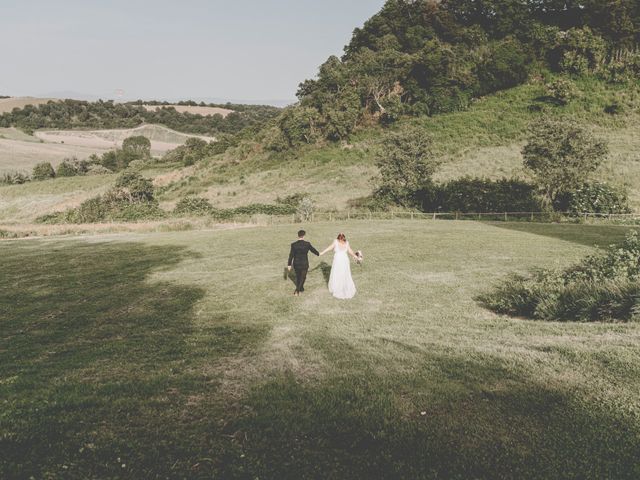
[375,127,440,207]
[32,162,55,181]
[122,135,151,158]
[522,118,608,207]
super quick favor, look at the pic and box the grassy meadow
[2,220,639,478]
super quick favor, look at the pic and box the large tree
[522,118,608,207]
[375,127,441,207]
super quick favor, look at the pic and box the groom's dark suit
[288,239,319,293]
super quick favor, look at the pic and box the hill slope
[159,77,640,211]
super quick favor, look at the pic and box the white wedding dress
[328,240,356,299]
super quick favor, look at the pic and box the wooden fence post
[504,212,508,222]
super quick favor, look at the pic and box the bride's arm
[347,245,358,260]
[319,241,334,256]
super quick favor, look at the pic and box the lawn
[1,220,639,479]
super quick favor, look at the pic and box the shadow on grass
[225,352,640,480]
[488,222,633,247]
[0,240,266,479]
[310,261,332,285]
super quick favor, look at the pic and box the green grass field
[2,220,639,479]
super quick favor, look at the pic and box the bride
[319,233,358,299]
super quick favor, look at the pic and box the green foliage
[522,118,608,207]
[86,164,112,175]
[0,171,30,185]
[276,1,640,145]
[421,177,543,213]
[114,171,155,202]
[163,137,221,166]
[555,182,631,214]
[374,127,440,207]
[481,230,640,321]
[556,27,607,75]
[31,162,55,181]
[55,160,79,177]
[0,99,280,137]
[545,77,579,105]
[38,171,159,224]
[173,196,216,216]
[122,135,151,158]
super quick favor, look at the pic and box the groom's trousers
[294,268,308,292]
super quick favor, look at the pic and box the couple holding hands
[287,230,361,299]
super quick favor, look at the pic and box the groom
[287,230,320,296]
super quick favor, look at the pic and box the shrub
[127,159,146,171]
[554,182,631,214]
[480,231,640,322]
[86,165,112,175]
[545,78,578,105]
[55,160,78,177]
[223,203,296,217]
[555,27,607,75]
[32,162,55,181]
[174,197,216,216]
[114,171,155,202]
[0,171,29,185]
[296,197,316,221]
[420,178,543,213]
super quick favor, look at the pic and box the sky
[0,0,386,105]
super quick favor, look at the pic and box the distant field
[2,221,638,478]
[0,125,216,174]
[142,104,234,117]
[0,96,58,114]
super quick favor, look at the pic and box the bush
[296,197,315,221]
[32,162,55,181]
[86,165,112,175]
[545,78,578,105]
[0,171,29,185]
[55,160,78,177]
[555,27,607,75]
[554,182,631,214]
[480,231,640,322]
[114,171,155,202]
[420,178,543,213]
[39,171,159,224]
[174,197,216,216]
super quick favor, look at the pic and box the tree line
[0,99,280,136]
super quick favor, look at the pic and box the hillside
[2,76,639,225]
[158,77,640,212]
[0,124,215,176]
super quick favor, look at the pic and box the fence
[217,211,640,226]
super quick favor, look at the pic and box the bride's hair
[337,233,346,242]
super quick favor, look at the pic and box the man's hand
[288,266,292,271]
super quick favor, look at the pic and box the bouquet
[355,250,364,265]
